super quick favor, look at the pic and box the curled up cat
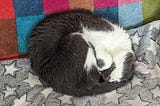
[29,9,147,97]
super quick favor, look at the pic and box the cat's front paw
[108,69,123,82]
[97,57,113,71]
[95,49,113,71]
[109,77,121,82]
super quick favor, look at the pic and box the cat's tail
[71,63,133,97]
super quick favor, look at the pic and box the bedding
[0,20,160,106]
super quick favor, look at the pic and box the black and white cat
[29,9,137,97]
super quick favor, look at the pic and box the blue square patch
[13,0,44,17]
[94,6,119,23]
[118,2,142,29]
[16,15,44,53]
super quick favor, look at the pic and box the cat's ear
[134,62,149,74]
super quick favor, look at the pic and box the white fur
[109,51,128,82]
[96,50,113,71]
[84,47,97,71]
[75,24,133,82]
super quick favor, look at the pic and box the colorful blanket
[0,20,160,106]
[0,0,160,61]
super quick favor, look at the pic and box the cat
[29,9,136,97]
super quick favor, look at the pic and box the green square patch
[143,0,160,24]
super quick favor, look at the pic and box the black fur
[29,9,135,97]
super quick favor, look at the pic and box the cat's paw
[109,77,121,82]
[97,54,113,71]
[108,69,123,82]
[95,47,113,71]
[97,58,113,71]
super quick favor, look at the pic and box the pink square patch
[119,0,141,5]
[94,0,118,9]
[43,0,69,14]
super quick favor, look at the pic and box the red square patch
[0,19,18,57]
[0,0,15,19]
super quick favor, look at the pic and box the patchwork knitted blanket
[0,0,160,60]
[0,20,160,106]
